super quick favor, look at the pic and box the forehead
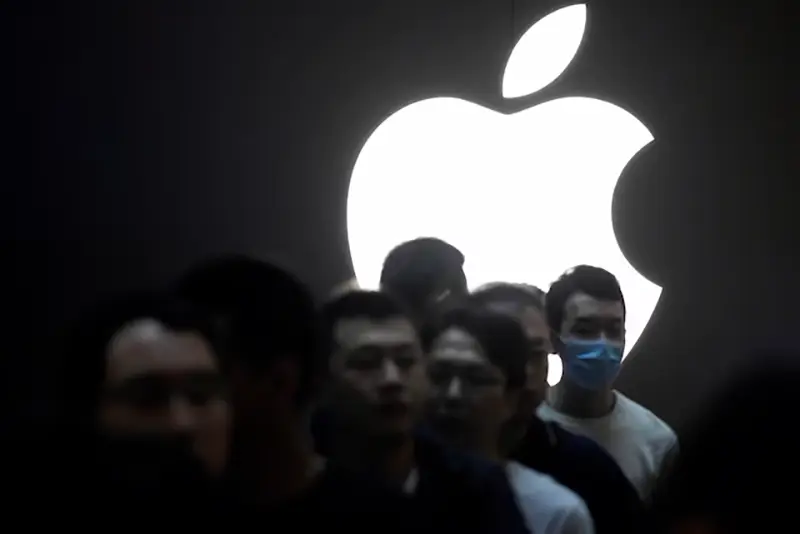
[563,292,624,324]
[431,328,487,365]
[486,302,547,338]
[105,319,216,384]
[334,317,417,348]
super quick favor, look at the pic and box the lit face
[329,317,427,440]
[485,302,551,416]
[99,319,230,476]
[560,292,625,347]
[427,328,516,447]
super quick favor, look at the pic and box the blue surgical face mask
[560,338,623,391]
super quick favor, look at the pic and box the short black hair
[61,291,214,425]
[471,282,546,311]
[546,265,625,334]
[320,290,414,356]
[173,254,319,404]
[379,237,467,312]
[424,307,529,389]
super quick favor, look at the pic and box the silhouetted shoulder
[514,419,646,534]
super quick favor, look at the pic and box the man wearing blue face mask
[537,266,678,501]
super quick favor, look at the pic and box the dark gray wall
[3,0,794,430]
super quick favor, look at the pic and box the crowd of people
[6,237,798,533]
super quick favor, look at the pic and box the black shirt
[413,429,530,534]
[311,413,530,534]
[4,425,226,526]
[513,417,647,534]
[227,464,412,534]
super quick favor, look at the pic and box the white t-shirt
[538,391,678,500]
[505,461,595,534]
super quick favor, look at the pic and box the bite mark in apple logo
[346,4,662,383]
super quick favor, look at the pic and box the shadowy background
[2,0,794,429]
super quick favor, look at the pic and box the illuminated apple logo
[346,3,662,384]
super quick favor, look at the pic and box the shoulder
[613,392,678,451]
[551,423,625,473]
[537,401,565,423]
[544,421,647,527]
[507,462,595,534]
[506,461,585,508]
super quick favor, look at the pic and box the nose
[445,377,462,399]
[380,358,402,385]
[167,396,198,432]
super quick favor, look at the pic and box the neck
[467,431,503,463]
[548,382,615,419]
[331,429,416,489]
[231,424,320,504]
[438,424,503,463]
[500,419,530,456]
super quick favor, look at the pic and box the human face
[426,328,516,449]
[557,292,625,391]
[99,319,230,476]
[485,302,551,416]
[560,292,625,346]
[329,317,427,441]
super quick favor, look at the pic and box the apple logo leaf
[502,4,588,99]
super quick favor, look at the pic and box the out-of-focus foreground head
[174,254,320,433]
[652,350,800,534]
[63,291,229,476]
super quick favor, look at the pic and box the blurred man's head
[470,283,550,450]
[379,238,468,326]
[546,265,626,392]
[424,307,528,456]
[65,292,229,476]
[174,255,320,438]
[653,352,800,534]
[321,291,427,445]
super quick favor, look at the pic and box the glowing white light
[346,4,661,384]
[548,355,563,387]
[502,4,587,99]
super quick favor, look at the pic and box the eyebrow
[574,316,621,323]
[350,340,415,351]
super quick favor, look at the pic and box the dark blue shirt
[413,428,530,534]
[512,417,647,534]
[312,413,529,534]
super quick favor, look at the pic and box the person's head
[652,352,800,534]
[320,290,427,444]
[63,291,229,476]
[546,265,626,392]
[174,255,320,437]
[470,283,550,427]
[379,237,468,326]
[423,307,529,455]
